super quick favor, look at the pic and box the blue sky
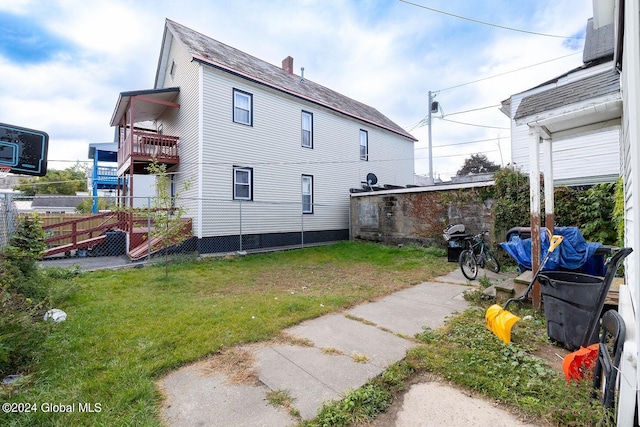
[0,0,592,180]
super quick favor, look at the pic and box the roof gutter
[517,96,622,137]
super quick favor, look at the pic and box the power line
[445,104,501,116]
[398,0,585,39]
[436,52,581,92]
[415,136,502,150]
[440,118,509,130]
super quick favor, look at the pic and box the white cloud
[0,0,596,181]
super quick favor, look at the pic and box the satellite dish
[366,173,378,186]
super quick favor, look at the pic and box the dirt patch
[531,341,570,374]
[201,345,260,385]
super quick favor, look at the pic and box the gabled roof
[157,19,416,142]
[514,69,620,120]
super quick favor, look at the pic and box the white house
[614,0,640,424]
[501,14,621,187]
[522,1,638,423]
[110,19,416,254]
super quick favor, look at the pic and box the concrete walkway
[159,268,534,426]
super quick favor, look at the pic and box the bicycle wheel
[484,250,501,273]
[459,250,478,280]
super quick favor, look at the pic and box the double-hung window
[302,175,313,214]
[301,111,313,148]
[359,130,368,161]
[233,167,253,200]
[233,89,253,125]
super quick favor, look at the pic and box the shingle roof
[32,195,89,209]
[583,18,614,63]
[162,19,416,141]
[514,69,620,120]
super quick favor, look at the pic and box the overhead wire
[397,0,585,40]
[435,52,581,92]
[440,118,509,130]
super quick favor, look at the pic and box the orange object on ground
[562,344,599,384]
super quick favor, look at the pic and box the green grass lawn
[2,241,451,426]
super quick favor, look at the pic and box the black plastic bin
[105,231,126,256]
[538,247,632,351]
[538,272,604,350]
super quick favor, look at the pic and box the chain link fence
[3,194,350,264]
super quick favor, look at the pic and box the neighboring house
[613,0,640,424]
[522,1,639,423]
[88,142,156,212]
[30,195,89,214]
[110,19,416,253]
[501,15,621,186]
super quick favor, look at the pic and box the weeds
[302,359,415,426]
[409,308,608,425]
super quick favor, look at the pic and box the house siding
[156,34,202,233]
[198,66,414,237]
[509,63,621,185]
[618,0,640,423]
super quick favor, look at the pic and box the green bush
[0,214,77,377]
[493,167,530,237]
[493,168,620,245]
[613,177,625,247]
[576,182,617,245]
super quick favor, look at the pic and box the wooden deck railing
[118,131,179,167]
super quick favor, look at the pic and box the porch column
[542,137,554,234]
[529,127,542,310]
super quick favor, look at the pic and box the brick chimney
[282,56,294,74]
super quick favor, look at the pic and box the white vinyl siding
[302,111,313,148]
[302,175,313,213]
[508,64,621,186]
[155,33,201,233]
[198,66,414,237]
[233,89,252,125]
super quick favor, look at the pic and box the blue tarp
[500,226,605,276]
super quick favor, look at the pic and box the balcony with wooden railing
[118,130,180,174]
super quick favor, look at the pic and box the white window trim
[233,89,253,126]
[302,174,313,214]
[302,111,313,148]
[233,167,253,200]
[360,129,368,161]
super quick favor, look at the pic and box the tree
[456,154,500,176]
[13,163,88,196]
[146,159,191,277]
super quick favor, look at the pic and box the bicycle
[459,231,501,280]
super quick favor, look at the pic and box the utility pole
[427,90,434,184]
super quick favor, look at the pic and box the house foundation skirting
[196,229,349,254]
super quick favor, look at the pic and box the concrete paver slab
[392,282,470,309]
[285,314,414,367]
[347,282,470,337]
[257,344,382,419]
[160,365,295,427]
[257,346,338,420]
[436,267,510,285]
[395,382,536,426]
